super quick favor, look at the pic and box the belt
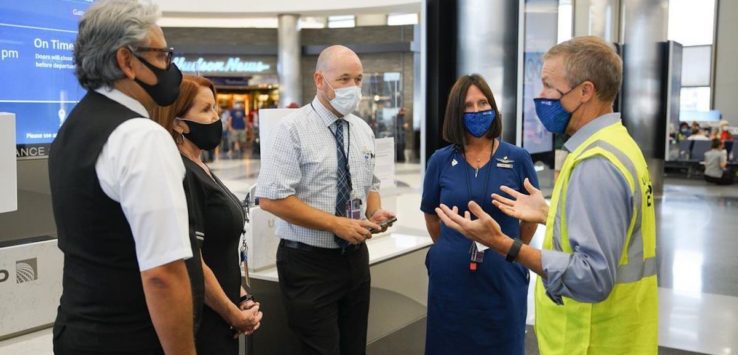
[279,239,363,254]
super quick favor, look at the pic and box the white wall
[714,0,738,124]
[0,113,17,214]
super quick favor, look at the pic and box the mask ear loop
[321,73,337,101]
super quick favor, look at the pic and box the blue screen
[0,0,92,148]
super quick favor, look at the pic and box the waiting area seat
[666,140,738,178]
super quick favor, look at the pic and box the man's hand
[332,217,380,244]
[435,202,504,249]
[368,209,396,233]
[491,178,548,224]
[231,302,262,337]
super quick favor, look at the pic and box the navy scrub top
[420,141,540,355]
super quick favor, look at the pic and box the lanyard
[460,141,495,208]
[459,141,495,270]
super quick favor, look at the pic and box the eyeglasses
[129,46,174,67]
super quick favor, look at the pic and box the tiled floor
[2,157,737,355]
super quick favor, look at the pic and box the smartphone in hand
[369,217,398,234]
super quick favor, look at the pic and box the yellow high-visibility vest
[535,121,658,355]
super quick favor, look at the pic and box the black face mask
[133,55,182,106]
[180,118,223,151]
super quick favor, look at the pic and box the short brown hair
[151,75,217,138]
[544,36,623,102]
[712,138,722,149]
[442,74,502,148]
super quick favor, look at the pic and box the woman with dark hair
[153,75,262,354]
[420,74,539,354]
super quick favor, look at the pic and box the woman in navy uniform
[421,74,539,355]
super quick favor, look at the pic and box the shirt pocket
[350,145,376,192]
[301,143,335,182]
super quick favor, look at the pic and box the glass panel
[668,0,716,46]
[357,72,407,161]
[298,17,326,29]
[387,13,419,26]
[679,87,713,122]
[328,15,355,28]
[557,0,573,43]
[681,45,712,87]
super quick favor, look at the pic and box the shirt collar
[564,112,621,152]
[311,96,344,127]
[94,87,149,118]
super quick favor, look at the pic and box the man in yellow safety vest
[435,36,657,354]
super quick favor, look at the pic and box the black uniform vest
[48,91,203,352]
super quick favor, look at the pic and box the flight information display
[0,0,92,158]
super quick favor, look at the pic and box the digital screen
[521,0,559,154]
[522,52,552,154]
[0,0,92,158]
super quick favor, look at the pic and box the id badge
[345,198,362,220]
[469,243,485,263]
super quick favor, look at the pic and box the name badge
[496,156,514,169]
[345,198,362,220]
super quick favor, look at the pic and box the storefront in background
[164,25,418,161]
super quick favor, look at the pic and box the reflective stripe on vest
[535,121,658,355]
[550,139,656,284]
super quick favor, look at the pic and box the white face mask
[324,78,362,116]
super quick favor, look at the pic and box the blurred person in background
[703,138,734,185]
[227,101,247,156]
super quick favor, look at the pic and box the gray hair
[544,36,623,102]
[74,0,160,90]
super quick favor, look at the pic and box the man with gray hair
[49,1,200,354]
[257,45,395,354]
[436,36,658,354]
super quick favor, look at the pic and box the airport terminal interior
[1,0,738,354]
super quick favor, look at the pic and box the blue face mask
[463,109,496,137]
[533,85,582,134]
[533,98,570,134]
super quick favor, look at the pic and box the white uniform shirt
[94,88,192,271]
[256,97,380,248]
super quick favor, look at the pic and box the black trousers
[276,242,371,355]
[53,326,164,355]
[705,170,734,185]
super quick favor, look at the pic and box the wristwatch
[505,238,523,262]
[239,294,255,304]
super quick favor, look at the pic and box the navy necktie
[334,120,351,249]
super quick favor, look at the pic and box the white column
[714,0,738,123]
[278,14,301,107]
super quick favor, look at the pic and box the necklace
[467,140,495,178]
